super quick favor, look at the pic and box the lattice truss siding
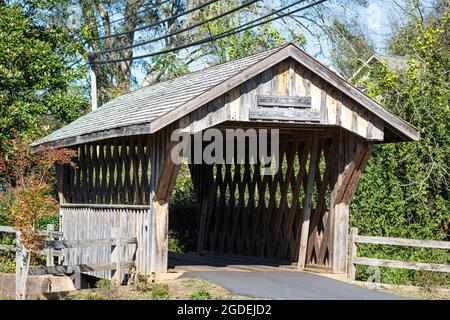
[59,129,173,206]
[188,129,361,269]
[32,44,421,278]
[61,136,150,205]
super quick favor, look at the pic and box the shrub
[149,283,170,300]
[95,279,120,300]
[169,163,199,253]
[189,288,212,300]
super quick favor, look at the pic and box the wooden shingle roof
[31,46,283,150]
[31,43,419,151]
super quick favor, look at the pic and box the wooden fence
[347,227,450,281]
[0,225,137,300]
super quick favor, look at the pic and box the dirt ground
[354,282,450,300]
[377,287,449,300]
[45,278,252,300]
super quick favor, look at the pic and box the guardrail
[0,225,137,300]
[347,227,450,281]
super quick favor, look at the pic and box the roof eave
[30,43,420,152]
[286,45,419,142]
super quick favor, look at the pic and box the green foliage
[0,133,76,252]
[149,283,171,300]
[195,1,291,63]
[131,275,171,299]
[0,233,15,273]
[189,288,212,300]
[37,215,59,230]
[326,18,375,79]
[350,12,450,287]
[0,199,11,227]
[146,53,190,84]
[0,3,88,153]
[169,163,199,253]
[95,278,120,300]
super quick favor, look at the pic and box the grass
[54,277,250,300]
[378,286,450,300]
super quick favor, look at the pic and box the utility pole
[88,50,98,111]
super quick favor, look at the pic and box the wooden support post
[15,231,22,300]
[71,271,82,290]
[46,224,55,267]
[332,203,350,273]
[331,137,373,273]
[150,200,169,273]
[151,141,180,274]
[197,197,208,255]
[297,137,320,270]
[347,227,358,281]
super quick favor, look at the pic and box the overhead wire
[95,0,260,55]
[93,0,327,65]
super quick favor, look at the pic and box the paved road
[182,271,405,300]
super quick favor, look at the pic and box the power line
[95,0,220,41]
[70,0,171,42]
[94,0,327,65]
[93,0,304,59]
[96,0,260,55]
[103,0,171,28]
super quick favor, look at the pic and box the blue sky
[82,0,427,87]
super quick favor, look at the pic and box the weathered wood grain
[249,108,320,122]
[0,226,15,233]
[257,95,311,108]
[28,261,136,276]
[297,137,320,270]
[355,235,450,250]
[354,257,450,273]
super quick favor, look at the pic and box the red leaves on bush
[1,130,76,251]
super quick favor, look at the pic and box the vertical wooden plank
[150,200,169,273]
[288,59,297,96]
[332,203,350,273]
[326,89,338,125]
[228,87,241,121]
[15,231,23,300]
[347,227,358,281]
[278,60,289,96]
[310,75,322,113]
[320,87,328,124]
[111,227,117,281]
[297,137,320,270]
[46,224,55,267]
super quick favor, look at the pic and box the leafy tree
[194,0,288,63]
[0,2,88,153]
[325,19,375,79]
[0,132,76,298]
[350,9,449,286]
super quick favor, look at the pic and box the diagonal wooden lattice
[58,127,174,206]
[197,135,337,264]
[61,136,150,205]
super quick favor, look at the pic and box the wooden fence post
[111,227,121,285]
[46,224,55,267]
[15,231,27,300]
[347,227,358,281]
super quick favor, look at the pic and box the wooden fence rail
[0,225,137,300]
[347,227,450,281]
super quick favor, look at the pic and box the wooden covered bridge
[31,43,419,279]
